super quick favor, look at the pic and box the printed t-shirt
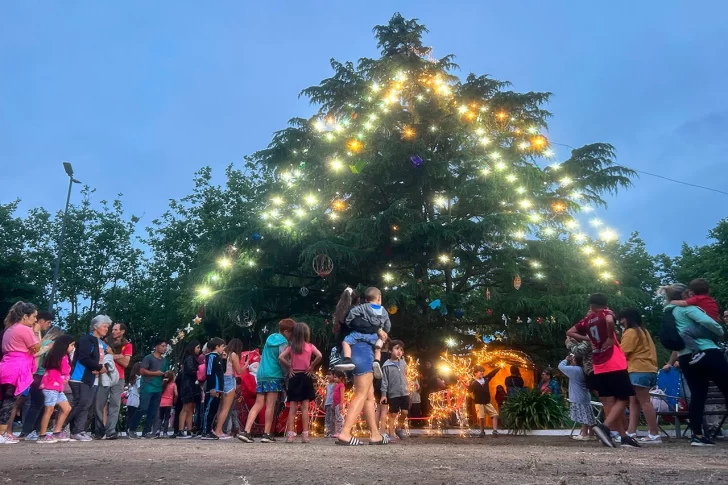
[574,309,627,374]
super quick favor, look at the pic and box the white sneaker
[24,430,39,441]
[0,434,19,444]
[639,434,662,444]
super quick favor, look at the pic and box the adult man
[65,315,110,442]
[127,339,167,439]
[20,311,62,440]
[566,293,640,449]
[93,322,132,439]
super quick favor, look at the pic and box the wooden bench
[653,385,728,439]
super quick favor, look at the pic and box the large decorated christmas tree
[193,14,641,361]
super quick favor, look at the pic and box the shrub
[501,388,569,435]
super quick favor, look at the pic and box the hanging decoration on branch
[409,154,424,167]
[312,254,334,277]
[454,309,465,319]
[193,305,205,325]
[235,308,256,328]
[387,304,398,315]
[299,286,309,297]
[513,274,522,290]
[485,288,491,301]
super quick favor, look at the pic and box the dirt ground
[1,435,728,485]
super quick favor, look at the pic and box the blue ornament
[410,154,424,167]
[454,309,464,319]
[483,334,493,344]
[252,232,262,241]
[429,299,441,310]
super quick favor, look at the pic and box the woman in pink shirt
[38,335,76,443]
[279,322,322,443]
[0,301,40,444]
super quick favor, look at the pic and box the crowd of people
[0,278,726,448]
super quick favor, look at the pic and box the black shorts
[386,396,410,414]
[594,370,634,400]
[286,372,316,402]
[584,372,598,393]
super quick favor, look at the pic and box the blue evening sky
[2,2,727,256]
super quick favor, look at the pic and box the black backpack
[659,308,686,351]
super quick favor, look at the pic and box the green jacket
[664,304,724,357]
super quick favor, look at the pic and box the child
[324,371,336,437]
[669,278,721,364]
[158,371,177,438]
[332,370,346,438]
[279,322,322,443]
[201,338,225,440]
[125,362,142,428]
[238,319,295,443]
[336,287,391,379]
[468,365,500,437]
[380,340,409,440]
[37,335,75,443]
[494,385,506,410]
[558,354,595,440]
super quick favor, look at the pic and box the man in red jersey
[567,293,640,448]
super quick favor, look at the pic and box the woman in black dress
[177,340,201,438]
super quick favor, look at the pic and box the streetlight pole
[48,162,81,312]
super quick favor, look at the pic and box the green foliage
[501,388,569,434]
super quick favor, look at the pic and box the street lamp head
[71,178,81,184]
[63,162,74,177]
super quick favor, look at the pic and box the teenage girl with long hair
[618,308,661,443]
[279,322,322,443]
[177,340,201,438]
[37,335,75,443]
[213,338,246,439]
[333,288,360,361]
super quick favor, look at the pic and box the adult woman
[539,368,561,399]
[0,302,40,444]
[177,339,201,439]
[335,341,387,446]
[213,338,246,439]
[505,366,525,398]
[333,288,386,446]
[618,308,660,443]
[663,284,728,446]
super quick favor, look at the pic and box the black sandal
[336,436,363,446]
[369,434,390,445]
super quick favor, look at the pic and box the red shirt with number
[574,309,627,374]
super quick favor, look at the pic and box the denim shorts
[223,375,236,394]
[42,389,68,407]
[629,372,657,389]
[344,331,380,347]
[350,342,374,377]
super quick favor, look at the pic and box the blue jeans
[127,390,162,435]
[350,342,374,377]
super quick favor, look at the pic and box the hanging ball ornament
[232,308,256,328]
[387,304,398,315]
[252,232,262,241]
[299,286,309,297]
[312,254,334,277]
[454,309,464,319]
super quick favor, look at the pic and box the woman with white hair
[62,315,110,442]
[662,284,728,447]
